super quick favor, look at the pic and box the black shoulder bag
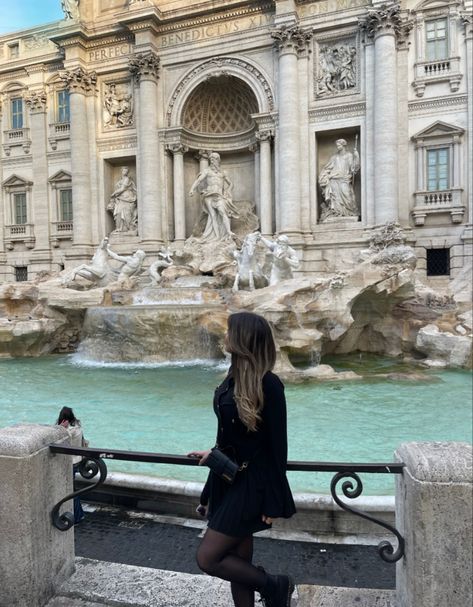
[205,447,248,484]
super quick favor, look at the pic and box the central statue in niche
[189,152,239,242]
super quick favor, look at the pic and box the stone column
[129,51,162,244]
[256,129,274,236]
[271,26,311,236]
[167,143,188,243]
[395,442,472,607]
[364,39,376,225]
[362,5,411,225]
[61,67,97,247]
[61,68,97,248]
[462,14,473,231]
[251,143,261,217]
[0,424,74,607]
[25,90,50,262]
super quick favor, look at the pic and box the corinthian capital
[271,25,312,54]
[25,89,47,113]
[256,129,274,142]
[129,51,160,82]
[359,3,412,45]
[60,67,97,94]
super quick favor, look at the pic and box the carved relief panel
[102,81,134,129]
[314,34,360,99]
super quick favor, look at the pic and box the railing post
[0,424,74,607]
[395,442,472,607]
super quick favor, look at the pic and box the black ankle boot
[258,573,295,607]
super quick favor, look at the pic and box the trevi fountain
[0,150,471,494]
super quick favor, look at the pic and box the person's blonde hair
[226,312,276,432]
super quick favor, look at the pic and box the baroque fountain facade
[0,0,471,373]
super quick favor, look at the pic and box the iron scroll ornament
[51,458,108,531]
[330,471,405,563]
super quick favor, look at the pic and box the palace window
[15,266,28,282]
[59,188,73,222]
[427,148,449,191]
[14,192,27,225]
[425,18,448,61]
[411,121,465,226]
[11,97,23,129]
[57,90,70,123]
[426,248,450,276]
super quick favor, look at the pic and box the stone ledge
[396,441,473,483]
[48,557,396,607]
[0,423,67,457]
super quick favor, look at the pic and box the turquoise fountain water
[0,354,471,494]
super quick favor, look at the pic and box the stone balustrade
[2,127,31,155]
[412,188,465,225]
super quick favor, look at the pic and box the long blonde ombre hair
[226,312,277,432]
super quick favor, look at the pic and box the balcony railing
[49,443,406,563]
[412,188,465,225]
[50,221,73,247]
[48,122,70,150]
[4,223,35,249]
[413,56,462,96]
[3,128,31,155]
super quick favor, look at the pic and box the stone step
[46,557,395,607]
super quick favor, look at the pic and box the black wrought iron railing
[49,444,405,563]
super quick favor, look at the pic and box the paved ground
[75,506,395,590]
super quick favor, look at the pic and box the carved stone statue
[107,167,138,234]
[232,231,267,292]
[260,234,299,285]
[107,245,146,283]
[189,152,239,242]
[148,248,173,285]
[62,237,111,287]
[317,44,357,96]
[61,0,80,20]
[318,138,360,221]
[103,83,134,128]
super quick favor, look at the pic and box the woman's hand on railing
[187,449,211,465]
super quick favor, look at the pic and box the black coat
[200,371,296,537]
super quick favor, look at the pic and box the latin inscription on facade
[300,0,369,17]
[159,13,273,48]
[88,43,132,63]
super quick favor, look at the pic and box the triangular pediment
[2,174,33,188]
[412,121,464,140]
[48,170,72,183]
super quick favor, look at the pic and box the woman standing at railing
[188,311,296,607]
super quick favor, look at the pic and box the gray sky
[0,0,63,33]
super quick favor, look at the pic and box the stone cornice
[271,25,313,54]
[60,67,97,94]
[156,3,273,34]
[96,135,137,153]
[129,51,160,83]
[309,101,365,121]
[359,3,412,46]
[408,94,468,115]
[25,89,47,113]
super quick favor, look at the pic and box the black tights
[196,528,266,607]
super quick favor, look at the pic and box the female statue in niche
[318,137,360,221]
[107,167,138,234]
